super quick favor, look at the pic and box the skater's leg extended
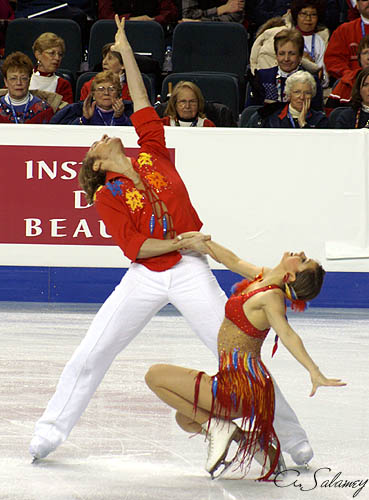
[30,266,168,460]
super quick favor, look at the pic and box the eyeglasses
[298,11,318,18]
[7,75,30,83]
[176,99,198,107]
[44,50,64,58]
[291,90,313,97]
[94,86,118,94]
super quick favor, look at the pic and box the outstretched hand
[309,370,346,397]
[111,14,128,54]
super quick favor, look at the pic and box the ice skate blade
[210,459,234,480]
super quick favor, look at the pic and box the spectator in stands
[180,0,245,22]
[325,34,369,115]
[50,70,131,125]
[331,66,369,127]
[324,0,369,82]
[98,0,178,29]
[250,0,329,87]
[30,32,73,104]
[250,28,323,109]
[0,51,54,123]
[247,0,340,39]
[346,0,359,20]
[160,81,215,126]
[0,0,14,53]
[253,70,328,127]
[80,43,130,101]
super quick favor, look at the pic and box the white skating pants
[34,252,309,454]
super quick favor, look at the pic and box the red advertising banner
[0,145,174,245]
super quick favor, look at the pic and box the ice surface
[0,303,368,500]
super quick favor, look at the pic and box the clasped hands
[175,231,217,259]
[83,94,125,120]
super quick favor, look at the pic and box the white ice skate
[202,418,239,477]
[212,435,287,480]
[29,435,56,463]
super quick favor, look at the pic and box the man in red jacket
[325,0,369,81]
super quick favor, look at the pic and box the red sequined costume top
[195,276,281,480]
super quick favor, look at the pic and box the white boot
[29,435,56,461]
[202,418,238,474]
[289,440,313,466]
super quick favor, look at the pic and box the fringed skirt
[194,349,280,480]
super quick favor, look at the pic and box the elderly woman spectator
[161,81,215,127]
[253,70,328,127]
[250,28,324,110]
[331,67,369,128]
[80,43,130,102]
[325,35,369,116]
[50,70,131,125]
[29,32,73,104]
[0,51,54,123]
[250,0,329,87]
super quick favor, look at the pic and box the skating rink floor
[0,301,368,500]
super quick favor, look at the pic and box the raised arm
[111,15,150,112]
[263,292,346,397]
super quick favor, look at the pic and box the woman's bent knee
[145,363,168,390]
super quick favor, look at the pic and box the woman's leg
[145,363,241,474]
[145,363,214,424]
[175,412,202,434]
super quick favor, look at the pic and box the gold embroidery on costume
[137,152,153,168]
[125,188,144,211]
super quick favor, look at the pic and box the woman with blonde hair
[162,80,215,127]
[30,32,73,103]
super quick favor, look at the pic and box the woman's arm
[263,292,346,396]
[177,232,263,279]
[111,16,150,112]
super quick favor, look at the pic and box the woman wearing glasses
[252,70,328,128]
[161,81,215,127]
[30,32,73,104]
[50,70,131,125]
[0,51,54,123]
[250,0,329,91]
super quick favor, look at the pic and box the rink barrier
[0,265,368,308]
[1,124,369,306]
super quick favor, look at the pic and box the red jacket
[325,67,361,116]
[324,18,369,80]
[98,0,178,26]
[94,107,202,272]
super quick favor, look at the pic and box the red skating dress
[195,277,281,480]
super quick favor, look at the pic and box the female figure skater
[145,236,346,479]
